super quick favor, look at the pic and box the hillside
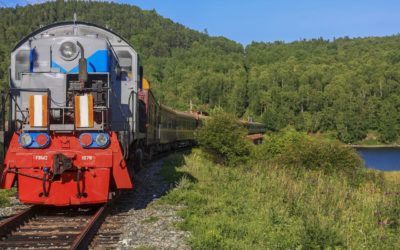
[246,37,400,143]
[1,1,400,143]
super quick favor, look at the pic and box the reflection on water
[356,147,400,171]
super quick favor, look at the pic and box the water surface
[356,147,400,171]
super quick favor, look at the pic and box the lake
[356,147,400,171]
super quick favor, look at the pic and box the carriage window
[15,50,30,80]
[116,50,132,80]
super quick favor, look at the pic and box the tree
[196,109,252,166]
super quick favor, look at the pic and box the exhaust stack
[76,41,87,89]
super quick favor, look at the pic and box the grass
[142,216,160,224]
[383,171,400,184]
[0,143,13,207]
[159,149,400,249]
[0,188,15,207]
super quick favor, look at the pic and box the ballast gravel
[116,159,190,250]
[0,196,29,220]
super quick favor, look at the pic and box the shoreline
[349,144,400,148]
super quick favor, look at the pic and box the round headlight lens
[36,133,50,147]
[79,133,93,147]
[59,41,78,60]
[95,133,109,147]
[19,133,33,147]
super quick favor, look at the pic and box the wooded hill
[0,1,399,143]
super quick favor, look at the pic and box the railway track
[0,204,109,249]
[0,148,191,249]
[90,190,136,249]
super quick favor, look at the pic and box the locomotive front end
[1,23,134,206]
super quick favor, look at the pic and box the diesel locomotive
[0,21,265,206]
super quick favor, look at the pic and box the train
[0,21,265,206]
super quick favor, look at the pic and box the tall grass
[0,189,14,206]
[160,149,400,249]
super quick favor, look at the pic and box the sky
[4,0,400,45]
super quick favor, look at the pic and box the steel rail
[0,204,110,249]
[0,206,37,239]
[70,204,110,250]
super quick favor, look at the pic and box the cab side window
[116,51,132,81]
[15,50,30,80]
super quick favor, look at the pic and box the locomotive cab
[13,35,111,130]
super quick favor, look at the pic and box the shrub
[196,109,252,166]
[253,127,373,184]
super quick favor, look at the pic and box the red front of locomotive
[2,131,132,206]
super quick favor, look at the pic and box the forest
[0,1,400,143]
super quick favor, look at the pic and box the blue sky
[4,0,400,45]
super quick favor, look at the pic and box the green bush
[196,110,252,166]
[253,127,373,184]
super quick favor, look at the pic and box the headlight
[79,133,110,148]
[35,133,50,147]
[95,133,110,148]
[59,41,78,60]
[19,132,50,148]
[19,133,33,147]
[79,133,93,147]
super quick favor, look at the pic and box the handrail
[10,87,50,92]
